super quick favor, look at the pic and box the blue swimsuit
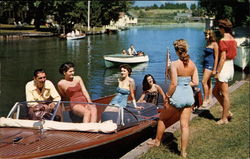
[109,87,130,108]
[169,77,194,109]
[203,48,215,71]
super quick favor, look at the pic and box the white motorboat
[67,35,86,40]
[103,54,149,68]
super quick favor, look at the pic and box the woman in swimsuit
[201,29,219,107]
[109,64,142,109]
[57,62,97,123]
[148,39,199,158]
[137,74,165,105]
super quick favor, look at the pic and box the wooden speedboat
[1,94,181,159]
[103,54,149,68]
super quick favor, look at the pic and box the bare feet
[216,119,229,125]
[228,111,233,121]
[181,151,187,158]
[147,139,160,147]
[201,100,210,108]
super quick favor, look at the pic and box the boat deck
[0,120,156,158]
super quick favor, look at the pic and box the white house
[110,12,138,28]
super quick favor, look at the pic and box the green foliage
[199,0,249,26]
[190,4,196,10]
[0,1,133,30]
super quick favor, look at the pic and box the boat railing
[7,101,60,120]
[6,101,158,129]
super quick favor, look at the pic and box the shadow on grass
[193,109,219,121]
[161,132,180,156]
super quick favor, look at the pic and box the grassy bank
[139,82,250,159]
[129,9,200,25]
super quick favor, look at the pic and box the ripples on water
[0,25,244,116]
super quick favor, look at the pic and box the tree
[199,0,249,26]
[190,4,196,10]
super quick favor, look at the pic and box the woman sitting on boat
[148,39,198,158]
[108,64,143,109]
[137,74,165,105]
[57,62,97,123]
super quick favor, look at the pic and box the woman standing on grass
[212,19,237,125]
[201,29,219,107]
[148,39,198,158]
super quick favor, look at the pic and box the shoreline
[0,22,206,40]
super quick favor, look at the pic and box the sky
[133,1,199,8]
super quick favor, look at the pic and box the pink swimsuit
[65,83,88,109]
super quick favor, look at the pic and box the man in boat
[127,44,137,56]
[25,69,61,120]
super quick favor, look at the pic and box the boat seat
[101,103,158,126]
[18,103,29,119]
[62,106,83,123]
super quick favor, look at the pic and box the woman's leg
[213,81,230,124]
[180,107,192,158]
[212,80,224,106]
[208,78,213,102]
[87,104,97,123]
[150,104,178,146]
[72,104,91,123]
[202,69,212,105]
[153,119,165,146]
[220,82,230,121]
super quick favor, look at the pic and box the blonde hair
[173,39,190,65]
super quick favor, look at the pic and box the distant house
[174,12,192,22]
[110,12,138,28]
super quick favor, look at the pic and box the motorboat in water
[0,94,180,158]
[66,35,86,40]
[103,54,149,68]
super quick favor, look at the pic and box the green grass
[139,82,250,159]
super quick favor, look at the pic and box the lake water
[0,24,245,116]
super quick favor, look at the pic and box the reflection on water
[0,25,247,116]
[103,63,149,86]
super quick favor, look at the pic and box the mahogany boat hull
[0,94,181,158]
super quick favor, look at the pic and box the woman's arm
[212,42,219,75]
[137,92,146,102]
[156,84,166,101]
[215,51,226,79]
[129,78,136,101]
[57,81,66,98]
[77,76,92,103]
[166,62,177,98]
[190,65,199,87]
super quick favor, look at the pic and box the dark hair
[142,74,156,91]
[218,19,233,34]
[173,39,190,66]
[120,64,132,76]
[59,62,75,74]
[33,69,46,77]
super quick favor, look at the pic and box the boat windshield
[6,101,158,128]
